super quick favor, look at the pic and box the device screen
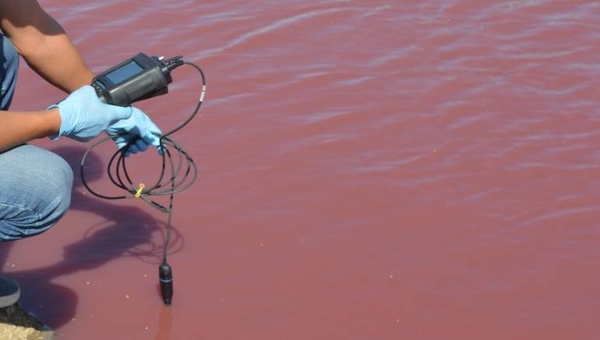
[105,60,144,84]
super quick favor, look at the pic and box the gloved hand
[49,85,134,142]
[49,85,162,155]
[106,106,162,156]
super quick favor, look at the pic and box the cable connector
[163,55,184,72]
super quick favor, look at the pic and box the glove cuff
[46,104,62,140]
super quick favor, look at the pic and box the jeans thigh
[0,34,19,110]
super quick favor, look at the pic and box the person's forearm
[0,109,60,152]
[0,0,94,93]
[18,17,94,93]
[21,19,94,93]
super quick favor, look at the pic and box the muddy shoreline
[0,304,54,340]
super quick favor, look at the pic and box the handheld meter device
[91,53,183,107]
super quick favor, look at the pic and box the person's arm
[0,0,94,93]
[0,0,162,154]
[0,109,60,152]
[0,85,144,153]
[0,0,89,152]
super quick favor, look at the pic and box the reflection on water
[154,307,173,340]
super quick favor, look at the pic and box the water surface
[3,1,600,339]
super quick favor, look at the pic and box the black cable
[80,60,206,305]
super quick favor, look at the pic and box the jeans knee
[0,146,73,241]
[37,152,73,228]
[46,154,74,218]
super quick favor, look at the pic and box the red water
[3,0,600,339]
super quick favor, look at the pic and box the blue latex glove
[49,85,134,142]
[49,85,162,155]
[106,107,162,156]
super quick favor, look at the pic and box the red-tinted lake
[3,1,600,339]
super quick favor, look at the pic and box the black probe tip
[159,263,173,305]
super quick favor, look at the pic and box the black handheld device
[91,53,183,107]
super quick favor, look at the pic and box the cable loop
[80,61,206,262]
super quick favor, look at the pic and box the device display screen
[105,60,144,84]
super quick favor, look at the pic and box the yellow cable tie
[135,183,145,198]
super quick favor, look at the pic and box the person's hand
[49,85,134,142]
[106,106,162,156]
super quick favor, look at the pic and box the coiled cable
[80,60,206,304]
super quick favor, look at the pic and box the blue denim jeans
[0,35,73,241]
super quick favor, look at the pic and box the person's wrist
[44,107,62,139]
